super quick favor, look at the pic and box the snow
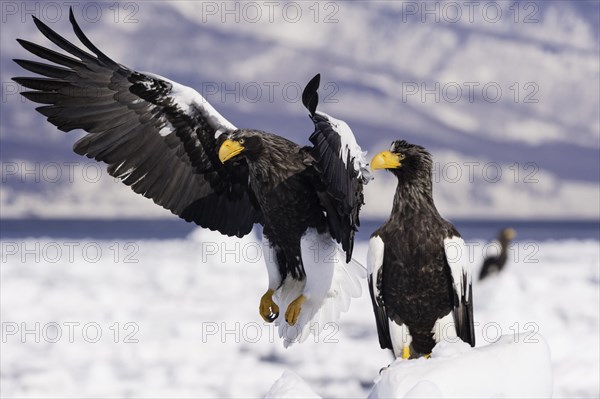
[369,335,553,398]
[266,336,554,399]
[1,232,598,398]
[265,370,320,399]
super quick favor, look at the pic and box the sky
[1,0,599,220]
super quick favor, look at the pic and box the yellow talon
[423,353,431,359]
[259,289,279,323]
[402,346,411,360]
[285,295,306,326]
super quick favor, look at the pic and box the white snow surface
[270,336,554,399]
[265,370,321,399]
[369,335,553,398]
[1,231,598,398]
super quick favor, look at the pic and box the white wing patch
[368,235,385,301]
[262,236,282,290]
[432,311,456,343]
[315,111,371,181]
[274,229,365,347]
[142,71,236,136]
[443,236,471,301]
[389,322,412,359]
[158,117,175,137]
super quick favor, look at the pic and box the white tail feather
[273,229,365,347]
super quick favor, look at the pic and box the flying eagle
[479,228,516,280]
[368,141,475,359]
[13,9,371,346]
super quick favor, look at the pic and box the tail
[453,273,476,347]
[368,273,393,350]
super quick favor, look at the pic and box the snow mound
[369,334,553,399]
[265,370,321,399]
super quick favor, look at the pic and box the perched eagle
[479,228,516,280]
[13,9,371,346]
[368,140,475,359]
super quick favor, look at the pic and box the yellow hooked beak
[218,139,245,163]
[371,151,404,171]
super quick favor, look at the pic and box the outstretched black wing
[302,74,371,262]
[13,8,262,237]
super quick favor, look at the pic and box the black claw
[379,364,391,374]
[265,311,278,323]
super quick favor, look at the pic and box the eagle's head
[500,227,517,242]
[370,140,433,183]
[218,130,265,164]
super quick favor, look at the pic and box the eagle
[13,9,371,346]
[479,228,517,280]
[368,140,475,359]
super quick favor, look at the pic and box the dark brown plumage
[369,140,475,359]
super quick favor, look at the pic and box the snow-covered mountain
[1,1,598,219]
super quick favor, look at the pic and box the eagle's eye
[239,138,245,144]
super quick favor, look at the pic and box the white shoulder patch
[262,236,282,290]
[315,111,371,181]
[443,236,471,300]
[368,236,385,300]
[141,71,236,136]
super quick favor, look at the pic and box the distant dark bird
[478,228,517,280]
[368,141,475,359]
[13,9,371,346]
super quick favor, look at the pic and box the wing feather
[302,74,371,261]
[14,8,262,237]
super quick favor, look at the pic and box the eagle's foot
[401,346,411,360]
[259,289,279,323]
[285,295,306,325]
[423,353,431,359]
